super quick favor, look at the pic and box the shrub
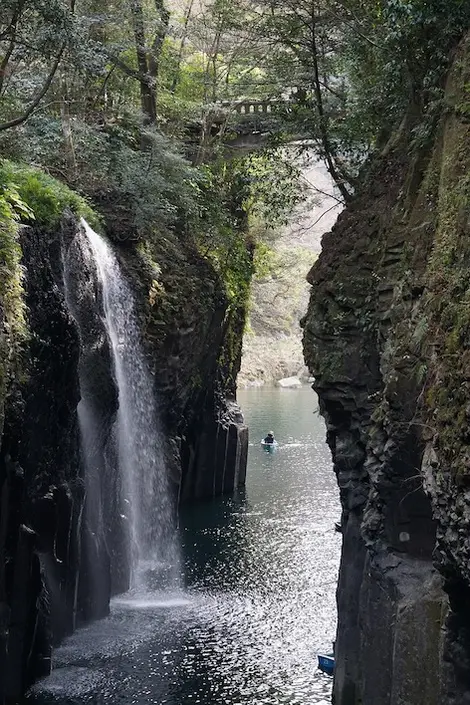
[0,160,100,230]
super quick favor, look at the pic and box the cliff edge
[303,33,470,705]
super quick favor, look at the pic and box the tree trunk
[60,75,77,181]
[148,0,170,101]
[309,1,352,202]
[130,0,157,124]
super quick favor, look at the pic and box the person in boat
[264,431,275,444]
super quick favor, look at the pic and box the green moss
[217,302,247,394]
[417,44,470,481]
[0,186,28,426]
[0,159,102,352]
[0,160,101,231]
[316,348,347,382]
[202,231,253,310]
[0,185,29,328]
[0,161,103,428]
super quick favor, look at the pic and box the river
[27,386,341,705]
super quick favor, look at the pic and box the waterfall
[65,219,180,597]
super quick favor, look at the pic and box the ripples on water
[27,387,340,705]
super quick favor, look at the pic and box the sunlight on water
[112,594,193,610]
[27,386,340,705]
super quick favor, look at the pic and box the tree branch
[90,65,116,110]
[170,0,195,94]
[309,1,351,201]
[0,0,26,94]
[102,48,146,82]
[0,40,15,95]
[0,44,66,132]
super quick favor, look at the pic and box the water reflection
[27,387,340,705]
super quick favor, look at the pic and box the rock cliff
[302,33,470,705]
[0,196,249,701]
[109,221,250,503]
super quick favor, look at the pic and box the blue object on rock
[317,652,334,676]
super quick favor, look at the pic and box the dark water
[28,386,340,705]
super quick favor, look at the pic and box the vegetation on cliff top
[1,0,469,363]
[0,159,103,406]
[1,0,469,207]
[0,176,30,413]
[0,0,312,336]
[0,160,99,230]
[0,180,28,335]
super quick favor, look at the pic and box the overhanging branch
[0,43,65,132]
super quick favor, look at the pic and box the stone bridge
[187,98,294,159]
[219,99,285,116]
[214,99,289,151]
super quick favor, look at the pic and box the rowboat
[317,652,334,675]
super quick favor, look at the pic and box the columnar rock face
[0,216,249,702]
[180,400,248,501]
[114,226,249,502]
[302,33,470,705]
[0,221,82,702]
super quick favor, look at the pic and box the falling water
[78,219,180,589]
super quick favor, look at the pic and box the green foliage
[1,118,200,235]
[0,187,25,289]
[252,241,275,279]
[107,129,199,235]
[341,0,470,148]
[0,158,103,375]
[241,150,306,227]
[0,160,99,230]
[0,181,28,354]
[0,0,301,249]
[0,0,77,127]
[188,159,253,307]
[201,0,470,187]
[2,0,469,214]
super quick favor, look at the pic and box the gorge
[3,1,470,704]
[26,386,340,705]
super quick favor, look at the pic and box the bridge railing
[218,99,285,115]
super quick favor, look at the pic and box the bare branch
[170,0,195,93]
[0,0,26,94]
[0,44,66,132]
[0,40,15,95]
[103,48,146,82]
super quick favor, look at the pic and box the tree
[198,0,470,197]
[0,0,76,132]
[128,0,170,124]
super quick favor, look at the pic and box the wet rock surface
[0,221,82,702]
[114,230,249,501]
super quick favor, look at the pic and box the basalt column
[0,220,83,702]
